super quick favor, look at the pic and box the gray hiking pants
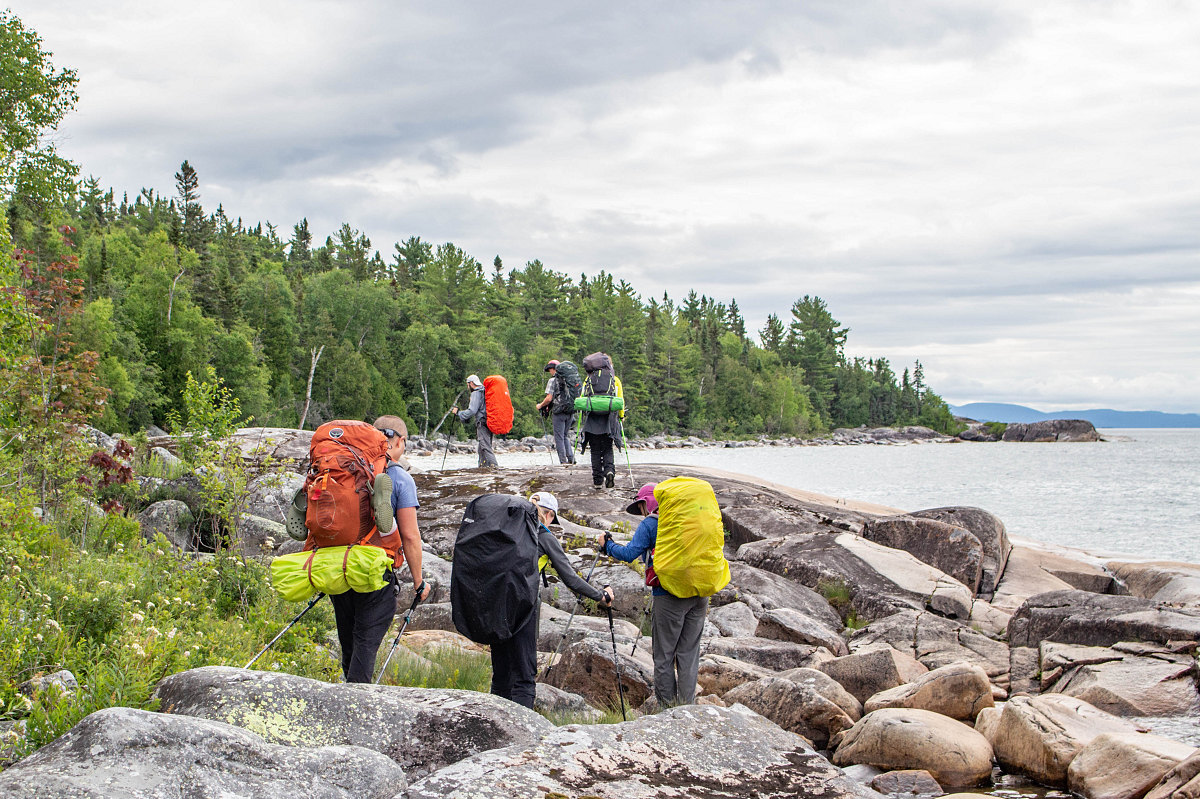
[551,412,576,464]
[476,419,498,467]
[651,593,709,706]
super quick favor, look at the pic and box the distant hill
[950,402,1200,428]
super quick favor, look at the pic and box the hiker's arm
[601,517,653,562]
[456,389,482,421]
[536,390,552,410]
[538,529,603,602]
[396,506,428,600]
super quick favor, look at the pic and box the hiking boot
[593,480,604,490]
[604,472,615,489]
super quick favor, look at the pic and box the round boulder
[832,708,994,788]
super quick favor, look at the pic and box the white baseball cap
[530,491,559,523]
[466,374,481,387]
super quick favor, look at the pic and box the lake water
[431,429,1200,565]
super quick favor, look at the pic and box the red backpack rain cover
[483,375,514,434]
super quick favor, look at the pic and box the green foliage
[816,578,851,612]
[375,645,492,692]
[983,421,1008,437]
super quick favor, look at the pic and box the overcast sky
[18,1,1200,413]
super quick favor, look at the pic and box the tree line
[2,11,958,445]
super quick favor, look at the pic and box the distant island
[950,402,1200,428]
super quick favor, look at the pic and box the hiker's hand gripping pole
[375,581,428,684]
[245,592,325,669]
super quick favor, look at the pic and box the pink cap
[625,483,658,515]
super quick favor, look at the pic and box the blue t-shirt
[603,515,669,597]
[386,463,419,513]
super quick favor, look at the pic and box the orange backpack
[483,375,514,434]
[303,421,401,564]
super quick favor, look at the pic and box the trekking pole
[540,550,603,681]
[618,418,635,488]
[429,391,464,439]
[605,606,628,721]
[630,600,652,656]
[441,418,463,471]
[245,592,325,669]
[374,581,428,684]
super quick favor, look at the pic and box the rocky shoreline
[6,428,1195,799]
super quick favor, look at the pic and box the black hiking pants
[330,571,397,683]
[584,432,614,486]
[490,611,538,709]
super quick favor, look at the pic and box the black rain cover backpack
[450,494,540,644]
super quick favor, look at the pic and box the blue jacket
[603,515,669,597]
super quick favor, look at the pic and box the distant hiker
[578,352,623,488]
[277,418,429,684]
[601,478,729,706]
[450,374,499,468]
[450,491,613,709]
[535,359,580,467]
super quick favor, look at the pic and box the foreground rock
[724,675,856,748]
[1067,731,1197,799]
[991,694,1142,786]
[0,706,407,799]
[832,708,994,788]
[407,703,881,798]
[542,637,655,711]
[154,666,552,779]
[1039,641,1200,717]
[817,646,928,704]
[1145,748,1200,799]
[863,662,995,722]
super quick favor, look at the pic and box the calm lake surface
[435,429,1200,565]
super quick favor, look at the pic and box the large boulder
[1007,590,1200,648]
[137,499,195,550]
[724,675,857,748]
[543,636,655,710]
[736,531,974,623]
[702,636,830,671]
[779,667,863,721]
[708,600,760,637]
[863,662,994,722]
[722,503,848,548]
[1039,641,1200,716]
[1067,731,1198,799]
[848,610,1010,685]
[832,708,994,788]
[0,706,407,799]
[407,703,880,798]
[534,683,603,722]
[756,607,849,656]
[908,507,1012,599]
[991,694,1141,786]
[1001,419,1100,442]
[818,646,928,704]
[697,654,775,698]
[863,515,984,595]
[1145,748,1200,799]
[715,561,844,631]
[242,471,306,525]
[153,666,551,780]
[227,427,314,465]
[1108,560,1200,605]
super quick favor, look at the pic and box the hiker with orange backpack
[277,417,429,683]
[600,478,730,706]
[451,374,499,467]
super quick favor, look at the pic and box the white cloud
[15,0,1200,412]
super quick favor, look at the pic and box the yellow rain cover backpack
[652,476,730,598]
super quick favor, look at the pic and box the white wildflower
[146,602,155,610]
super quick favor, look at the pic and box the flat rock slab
[849,610,1011,681]
[1040,641,1200,717]
[0,706,407,799]
[736,531,974,623]
[407,703,881,798]
[702,635,830,671]
[1007,589,1200,648]
[1107,560,1200,605]
[716,561,845,631]
[153,666,553,780]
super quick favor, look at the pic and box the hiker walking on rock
[450,374,498,468]
[579,352,623,489]
[450,491,613,709]
[335,417,429,683]
[535,359,579,467]
[601,481,722,706]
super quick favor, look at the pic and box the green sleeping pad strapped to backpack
[573,395,625,413]
[270,545,393,602]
